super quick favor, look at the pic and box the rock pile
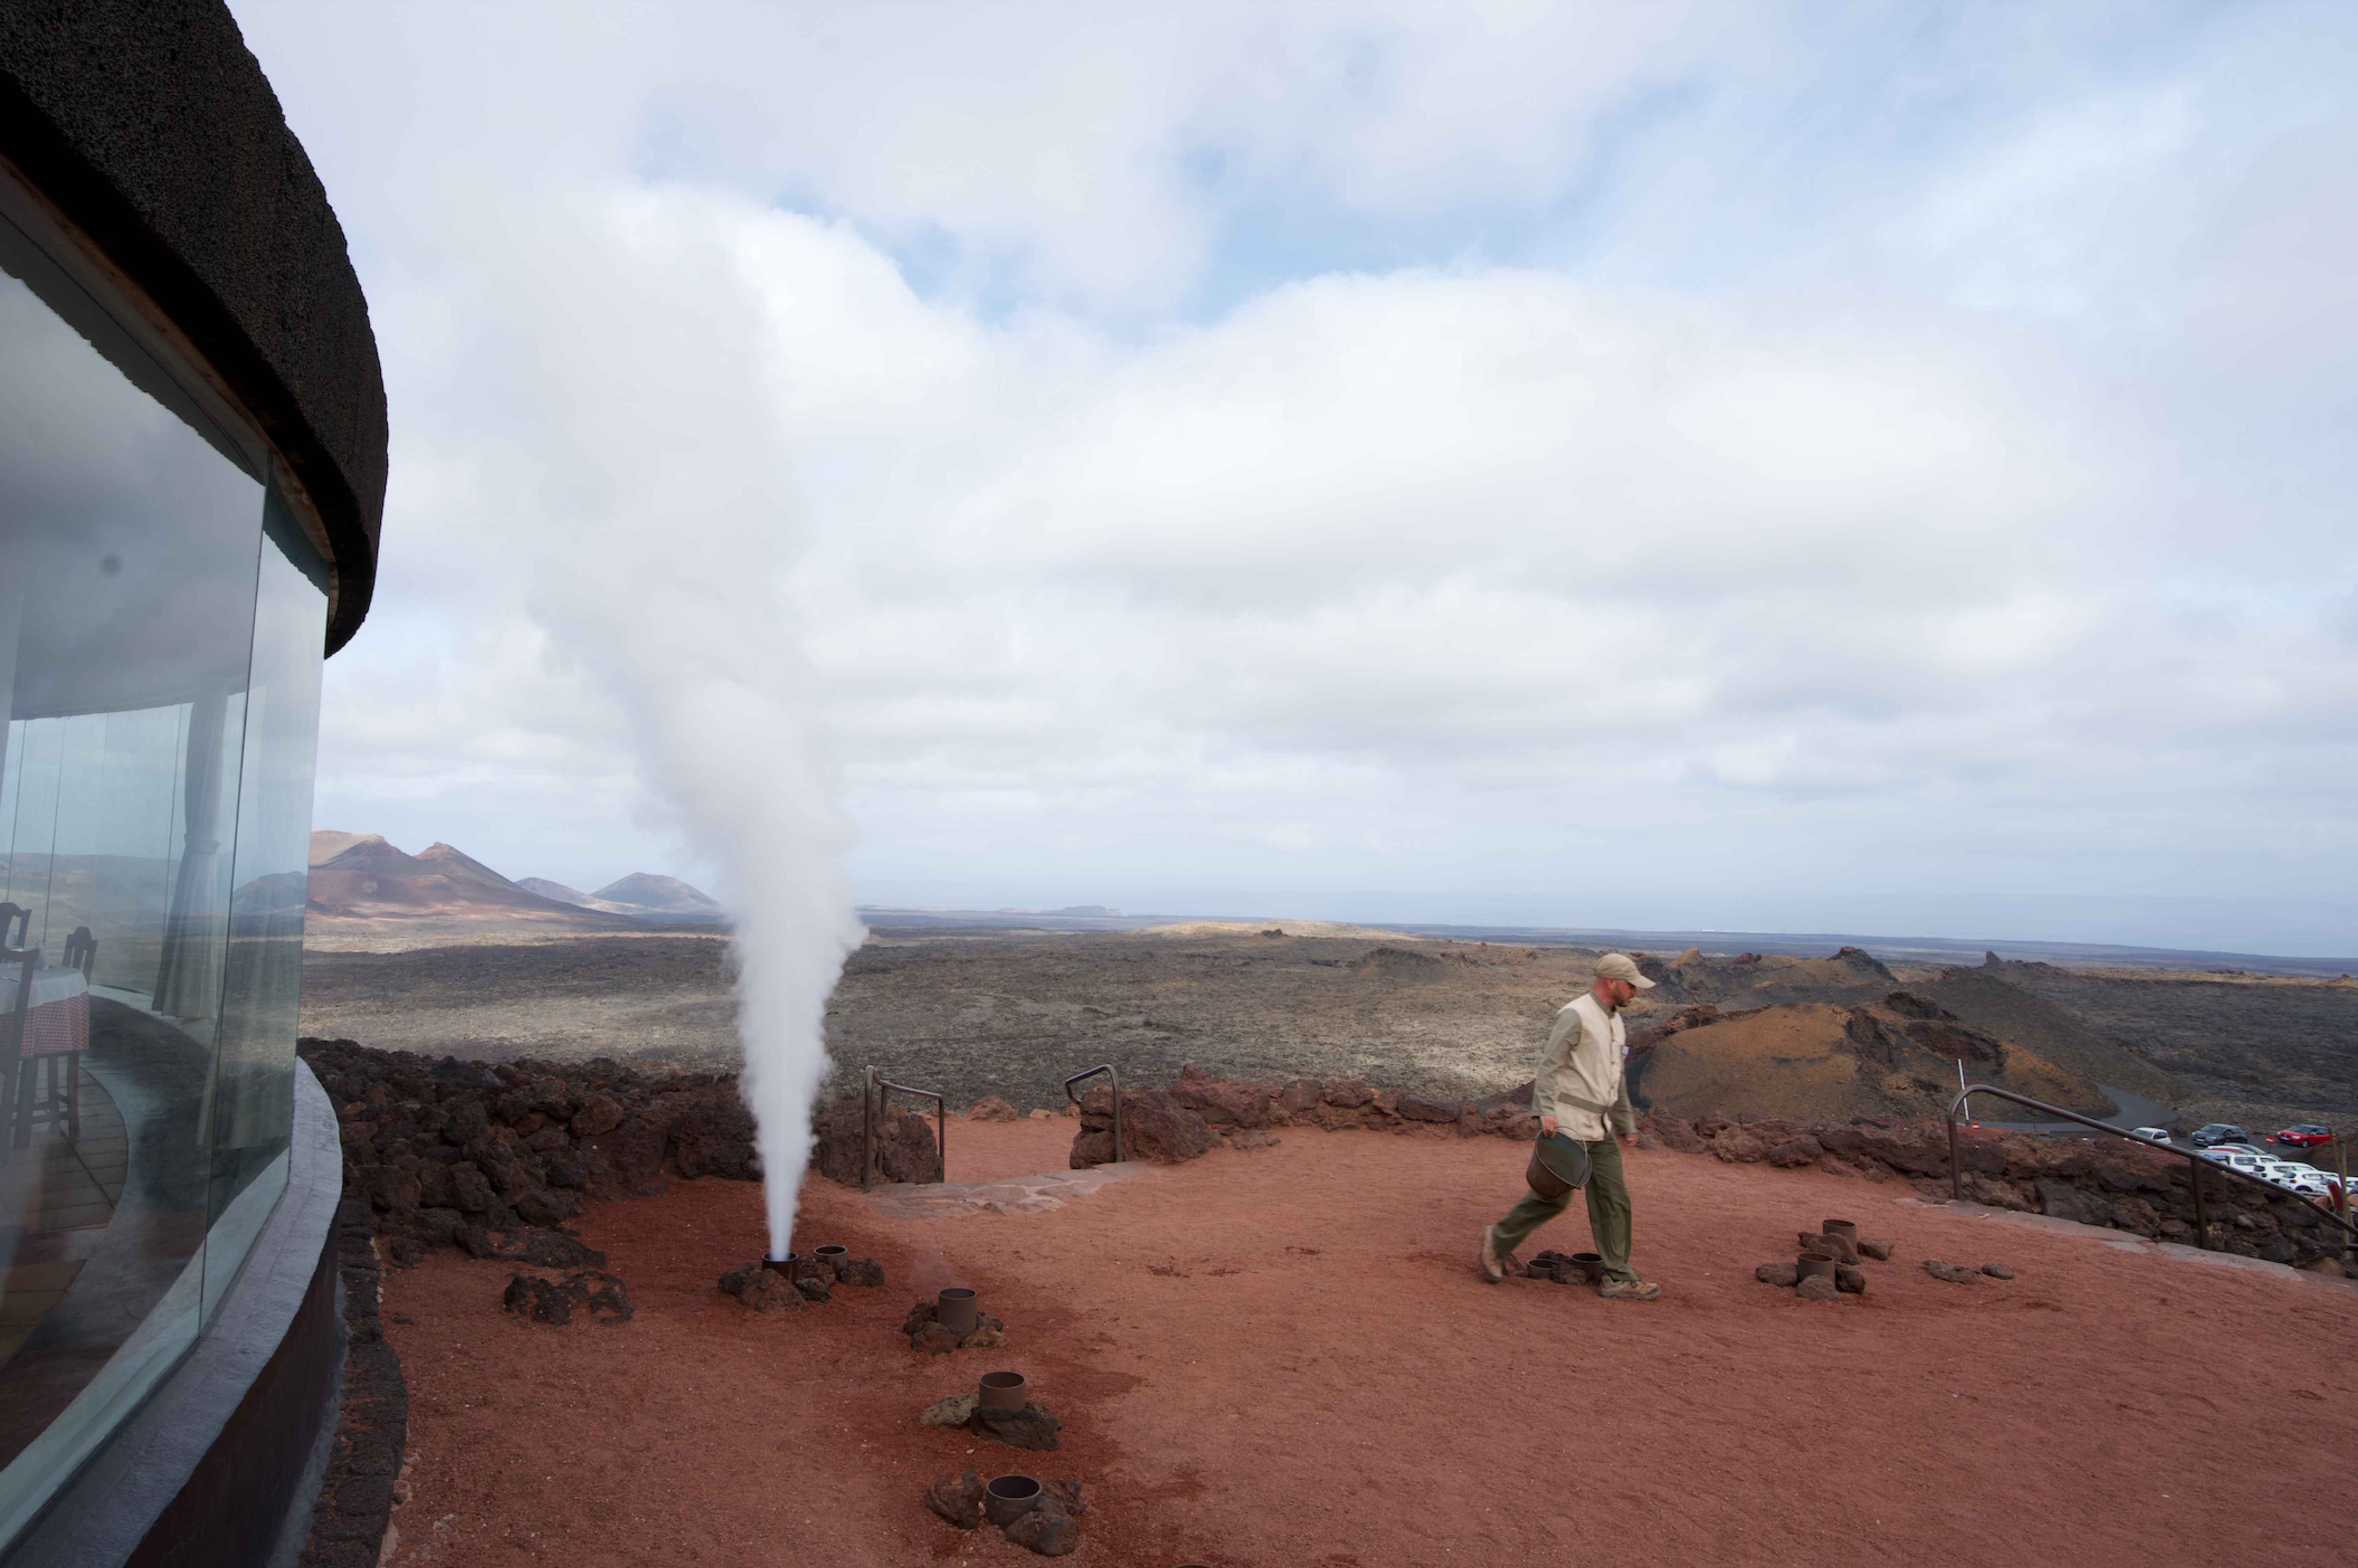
[925,1469,1084,1556]
[716,1250,885,1313]
[1755,1220,1889,1300]
[1521,1249,1601,1285]
[303,1037,758,1265]
[903,1294,1009,1354]
[916,1394,1061,1452]
[502,1269,633,1326]
[809,1086,946,1188]
[1923,1259,2014,1284]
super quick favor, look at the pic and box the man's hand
[1540,1115,1557,1138]
[1617,1130,1634,1147]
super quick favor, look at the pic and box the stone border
[296,1199,410,1568]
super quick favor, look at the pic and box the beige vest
[1530,992,1631,1142]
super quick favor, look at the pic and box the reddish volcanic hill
[305,832,628,926]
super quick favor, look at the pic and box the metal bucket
[984,1475,1041,1528]
[813,1243,848,1277]
[762,1253,799,1276]
[1524,1133,1591,1200]
[937,1286,979,1336]
[1568,1251,1605,1284]
[979,1371,1027,1410]
[1796,1255,1836,1282]
[1821,1219,1858,1243]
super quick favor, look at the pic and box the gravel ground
[378,1118,2358,1568]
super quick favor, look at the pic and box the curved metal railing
[861,1064,946,1192]
[1063,1063,1123,1164]
[1946,1083,2355,1251]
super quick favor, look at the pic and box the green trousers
[1491,1133,1635,1283]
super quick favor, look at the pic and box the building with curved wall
[0,4,386,1561]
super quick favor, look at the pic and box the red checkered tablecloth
[4,965,90,1057]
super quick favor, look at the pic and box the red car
[2266,1124,2335,1149]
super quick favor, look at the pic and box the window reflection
[0,190,326,1544]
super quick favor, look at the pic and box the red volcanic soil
[381,1120,2358,1568]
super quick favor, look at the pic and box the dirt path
[382,1122,2358,1568]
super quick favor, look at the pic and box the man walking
[1479,953,1662,1300]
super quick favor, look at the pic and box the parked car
[2131,1126,2175,1145]
[2266,1124,2335,1149]
[2191,1124,2251,1148]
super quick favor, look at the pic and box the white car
[2131,1126,2175,1145]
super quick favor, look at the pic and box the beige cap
[1594,952,1657,989]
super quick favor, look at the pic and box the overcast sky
[233,2,2358,955]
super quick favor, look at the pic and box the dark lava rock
[1071,1085,1215,1168]
[968,1401,1061,1451]
[839,1256,885,1287]
[1835,1264,1866,1294]
[1320,1078,1375,1109]
[1767,1136,1824,1168]
[1171,1064,1276,1128]
[793,1273,832,1303]
[1923,1259,1979,1284]
[1039,1479,1084,1516]
[502,1227,607,1270]
[503,1270,632,1326]
[909,1322,963,1356]
[570,1092,626,1138]
[1395,1094,1460,1124]
[1004,1505,1080,1556]
[1980,1262,2015,1279]
[902,1298,937,1332]
[1794,1274,1839,1301]
[924,1467,985,1529]
[718,1262,804,1313]
[512,1188,582,1228]
[1755,1262,1799,1287]
[811,1089,944,1188]
[1858,1237,1895,1261]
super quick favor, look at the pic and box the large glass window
[0,185,329,1545]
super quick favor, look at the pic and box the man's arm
[1532,1006,1579,1138]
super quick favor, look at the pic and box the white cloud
[234,1,2358,951]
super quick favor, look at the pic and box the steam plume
[554,561,863,1260]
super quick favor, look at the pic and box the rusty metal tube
[937,1286,978,1337]
[978,1370,1026,1410]
[984,1476,1040,1528]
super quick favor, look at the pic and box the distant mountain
[516,874,725,925]
[516,877,597,908]
[592,873,725,923]
[305,832,630,926]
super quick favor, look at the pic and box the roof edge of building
[0,0,388,653]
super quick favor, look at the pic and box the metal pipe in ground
[937,1287,979,1337]
[983,1476,1040,1528]
[978,1371,1026,1410]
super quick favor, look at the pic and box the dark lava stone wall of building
[0,0,387,649]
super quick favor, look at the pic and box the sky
[231,2,2358,955]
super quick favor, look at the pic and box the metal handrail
[861,1064,946,1192]
[1063,1064,1123,1164]
[1946,1084,2356,1251]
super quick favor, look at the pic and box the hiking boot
[1597,1277,1662,1301]
[1478,1226,1506,1284]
